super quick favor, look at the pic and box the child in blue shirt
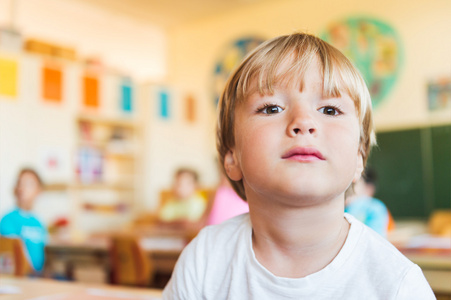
[345,168,390,237]
[0,168,47,273]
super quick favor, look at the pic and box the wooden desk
[0,275,162,299]
[44,235,184,287]
[396,245,451,296]
[402,251,451,295]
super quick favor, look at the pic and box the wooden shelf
[77,141,136,158]
[72,183,135,191]
[70,113,140,232]
[105,153,136,160]
[44,183,69,191]
[77,115,137,129]
[44,183,135,191]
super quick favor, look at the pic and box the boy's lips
[282,147,325,161]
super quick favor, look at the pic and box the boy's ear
[353,152,364,183]
[224,150,243,181]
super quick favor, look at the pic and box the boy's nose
[286,108,317,137]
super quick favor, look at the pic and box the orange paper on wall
[83,75,99,108]
[185,95,196,123]
[0,57,18,97]
[42,65,63,102]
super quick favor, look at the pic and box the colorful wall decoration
[158,89,170,119]
[321,16,403,108]
[0,56,18,98]
[83,74,99,109]
[185,95,196,123]
[42,64,63,103]
[428,78,451,111]
[120,78,133,113]
[212,36,265,107]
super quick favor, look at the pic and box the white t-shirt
[163,213,435,300]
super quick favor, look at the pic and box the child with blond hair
[163,33,434,299]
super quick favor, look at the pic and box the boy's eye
[318,106,341,116]
[259,105,283,114]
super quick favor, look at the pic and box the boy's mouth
[282,147,325,162]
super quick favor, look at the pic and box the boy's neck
[249,195,350,278]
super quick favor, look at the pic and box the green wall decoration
[321,16,403,108]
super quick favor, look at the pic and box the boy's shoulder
[344,214,434,298]
[184,213,250,256]
[344,213,414,271]
[198,213,250,241]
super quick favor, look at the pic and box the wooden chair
[0,236,33,276]
[109,234,155,287]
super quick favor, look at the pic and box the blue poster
[121,79,133,113]
[159,89,170,119]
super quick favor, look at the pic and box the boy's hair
[15,167,43,188]
[362,167,377,185]
[217,32,376,200]
[174,168,199,184]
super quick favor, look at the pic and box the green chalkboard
[368,129,427,218]
[431,125,451,210]
[367,125,451,220]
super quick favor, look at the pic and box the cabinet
[71,114,141,234]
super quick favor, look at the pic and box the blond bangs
[235,35,318,101]
[235,35,369,116]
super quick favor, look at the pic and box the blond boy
[163,33,434,299]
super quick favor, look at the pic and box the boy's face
[173,172,197,200]
[15,172,41,211]
[224,58,364,206]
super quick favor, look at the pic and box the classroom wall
[0,52,143,227]
[0,53,77,222]
[0,0,167,81]
[0,0,167,224]
[167,0,451,167]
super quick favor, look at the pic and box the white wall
[0,0,167,81]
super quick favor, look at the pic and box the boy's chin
[269,186,346,207]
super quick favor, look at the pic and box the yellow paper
[0,57,18,97]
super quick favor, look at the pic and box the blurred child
[207,170,249,225]
[158,168,207,230]
[163,33,434,299]
[345,167,390,237]
[0,168,47,274]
